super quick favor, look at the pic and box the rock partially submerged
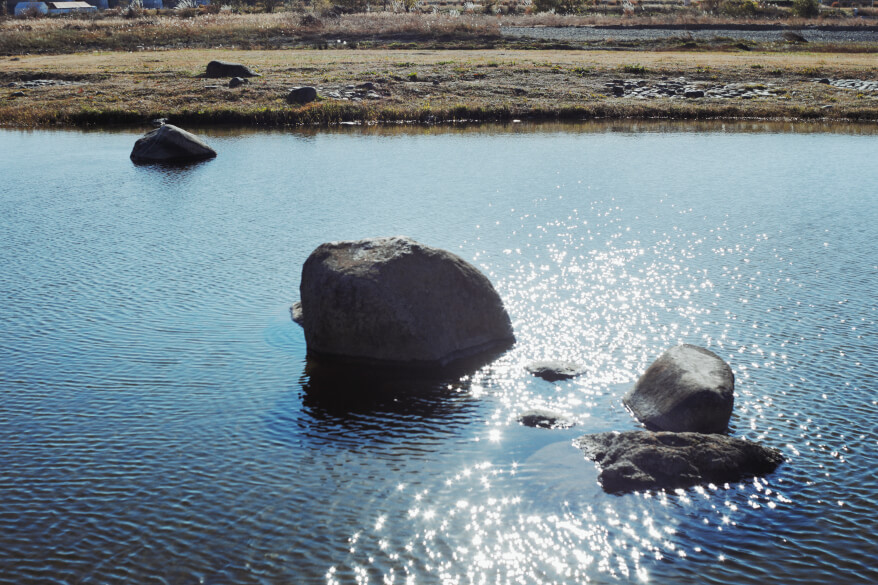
[292,236,515,367]
[518,409,575,429]
[205,60,259,78]
[624,344,734,433]
[130,124,216,164]
[577,431,783,494]
[526,360,585,382]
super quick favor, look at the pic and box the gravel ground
[501,25,878,44]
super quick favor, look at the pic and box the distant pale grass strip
[2,12,873,55]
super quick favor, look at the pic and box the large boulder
[130,124,216,164]
[624,344,734,433]
[205,60,259,78]
[577,431,783,494]
[291,236,515,367]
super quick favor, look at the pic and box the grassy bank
[2,48,877,127]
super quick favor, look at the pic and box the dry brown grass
[0,12,502,54]
[2,11,876,55]
[2,48,877,127]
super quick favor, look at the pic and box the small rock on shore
[205,60,259,78]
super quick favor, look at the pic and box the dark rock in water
[292,236,515,367]
[205,60,259,78]
[287,86,318,104]
[782,31,807,43]
[518,409,575,429]
[228,77,248,88]
[577,431,783,493]
[816,78,831,84]
[130,124,216,164]
[526,360,585,382]
[624,344,734,433]
[684,90,705,99]
[356,82,376,91]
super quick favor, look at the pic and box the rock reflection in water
[269,348,510,449]
[298,353,501,422]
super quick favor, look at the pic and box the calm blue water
[1,122,876,585]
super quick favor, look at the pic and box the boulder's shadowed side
[292,236,515,367]
[624,344,734,433]
[130,124,216,164]
[577,431,783,494]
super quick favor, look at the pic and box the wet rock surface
[292,236,515,367]
[624,344,734,434]
[526,360,586,382]
[577,431,784,493]
[518,409,576,429]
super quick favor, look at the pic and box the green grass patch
[620,63,649,75]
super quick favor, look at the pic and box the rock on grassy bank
[1,49,877,127]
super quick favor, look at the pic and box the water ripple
[1,127,876,585]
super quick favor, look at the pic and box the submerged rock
[577,431,783,494]
[518,409,575,429]
[287,86,318,104]
[205,60,259,78]
[130,124,216,164]
[292,236,515,367]
[624,344,734,433]
[525,360,586,382]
